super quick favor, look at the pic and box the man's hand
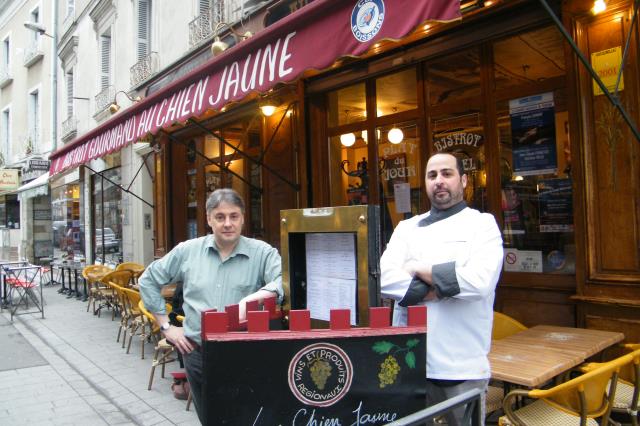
[163,325,195,354]
[404,260,433,284]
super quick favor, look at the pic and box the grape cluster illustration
[372,339,419,388]
[309,358,332,390]
[378,355,401,388]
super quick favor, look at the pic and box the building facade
[47,0,640,338]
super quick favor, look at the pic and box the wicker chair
[82,264,113,315]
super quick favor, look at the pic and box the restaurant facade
[49,0,640,340]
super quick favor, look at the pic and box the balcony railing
[188,1,252,49]
[95,85,115,114]
[61,116,78,141]
[130,52,159,87]
[24,38,44,67]
[0,67,12,88]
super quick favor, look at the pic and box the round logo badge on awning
[288,342,353,407]
[351,0,385,43]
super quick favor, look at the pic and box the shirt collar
[206,234,250,258]
[417,200,467,227]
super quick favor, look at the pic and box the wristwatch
[160,322,171,331]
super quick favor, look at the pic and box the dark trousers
[183,349,204,424]
[425,378,488,426]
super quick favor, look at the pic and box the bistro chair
[107,281,137,346]
[492,311,527,341]
[98,270,134,320]
[122,287,152,358]
[499,352,632,426]
[138,300,178,390]
[578,344,640,426]
[486,312,529,415]
[116,262,145,286]
[83,264,113,315]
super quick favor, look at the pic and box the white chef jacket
[380,204,503,380]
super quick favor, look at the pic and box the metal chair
[4,263,44,321]
[499,352,632,425]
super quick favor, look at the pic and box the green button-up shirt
[138,235,282,344]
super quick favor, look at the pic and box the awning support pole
[126,149,155,192]
[257,101,295,165]
[538,0,640,143]
[187,118,301,191]
[160,130,262,193]
[83,164,154,208]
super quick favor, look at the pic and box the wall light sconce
[592,0,606,14]
[109,90,141,113]
[259,97,279,116]
[211,22,253,56]
[260,104,276,117]
[388,127,404,144]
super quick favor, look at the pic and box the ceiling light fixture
[340,133,356,147]
[388,127,404,144]
[592,0,606,14]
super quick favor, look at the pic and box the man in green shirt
[139,188,282,423]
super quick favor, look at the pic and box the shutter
[67,0,74,17]
[199,0,211,15]
[137,0,150,61]
[66,72,73,117]
[100,35,111,89]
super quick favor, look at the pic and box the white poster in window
[305,232,357,325]
[394,182,411,213]
[503,248,543,273]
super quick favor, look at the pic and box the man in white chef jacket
[380,152,503,426]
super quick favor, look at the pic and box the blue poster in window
[509,92,557,176]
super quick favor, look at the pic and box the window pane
[328,132,369,206]
[377,121,422,244]
[93,168,122,265]
[428,48,481,107]
[52,184,83,259]
[327,83,366,127]
[493,26,565,93]
[376,67,417,117]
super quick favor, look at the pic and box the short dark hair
[206,188,245,214]
[429,152,466,177]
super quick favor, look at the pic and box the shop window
[52,184,83,259]
[427,47,486,211]
[327,82,366,127]
[376,67,418,117]
[494,26,573,274]
[0,194,19,228]
[92,168,123,265]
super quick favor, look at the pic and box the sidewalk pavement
[0,284,200,426]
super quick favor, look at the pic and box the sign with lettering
[49,0,461,176]
[202,333,426,425]
[503,248,543,273]
[591,46,624,96]
[0,169,19,191]
[433,131,483,152]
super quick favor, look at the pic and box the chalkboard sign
[202,332,426,425]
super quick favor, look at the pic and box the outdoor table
[3,263,44,320]
[489,325,624,388]
[55,261,86,299]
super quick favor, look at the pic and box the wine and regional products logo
[288,343,353,407]
[351,0,385,43]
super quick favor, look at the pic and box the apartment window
[1,108,9,161]
[198,0,211,15]
[100,34,111,89]
[2,37,9,72]
[28,90,39,153]
[66,71,74,117]
[137,0,151,61]
[30,7,40,41]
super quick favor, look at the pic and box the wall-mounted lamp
[592,0,606,14]
[260,104,276,117]
[109,91,141,114]
[211,22,253,56]
[259,97,279,116]
[388,127,404,144]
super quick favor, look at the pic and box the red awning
[50,0,460,176]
